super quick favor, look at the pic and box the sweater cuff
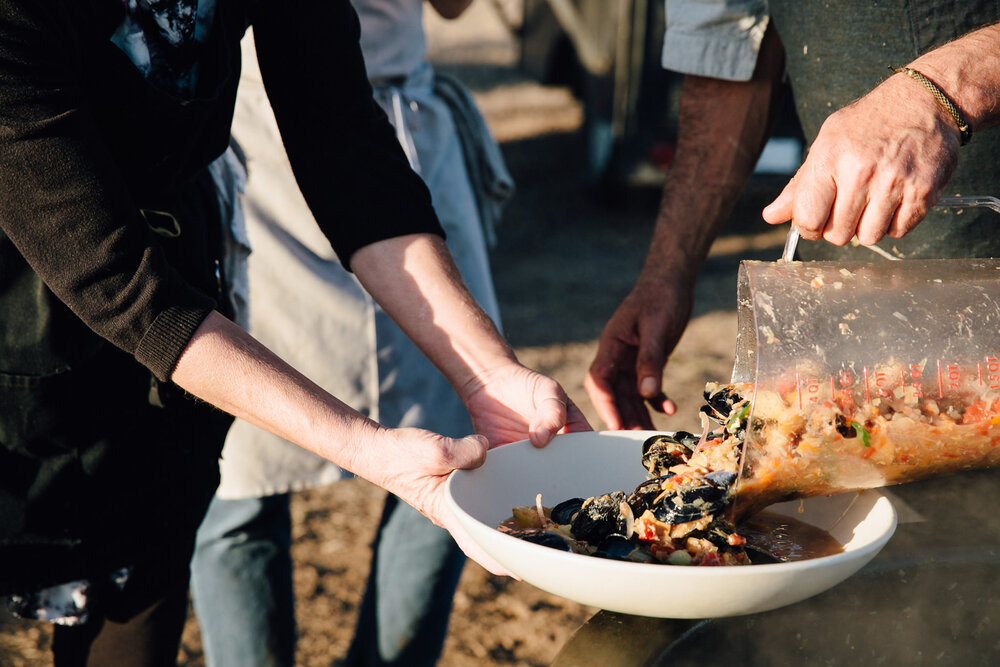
[135,305,214,382]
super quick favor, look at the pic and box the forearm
[647,26,785,284]
[350,233,517,401]
[171,311,379,477]
[906,23,1000,135]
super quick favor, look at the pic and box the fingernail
[535,427,551,444]
[640,377,658,397]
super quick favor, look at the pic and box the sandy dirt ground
[0,3,789,665]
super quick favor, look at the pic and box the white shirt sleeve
[662,0,769,81]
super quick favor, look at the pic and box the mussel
[593,534,646,561]
[641,434,691,476]
[703,384,746,422]
[550,497,585,525]
[627,476,671,516]
[650,472,736,525]
[507,529,573,552]
[570,491,633,544]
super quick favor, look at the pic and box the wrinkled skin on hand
[358,425,510,573]
[585,275,693,430]
[462,363,592,448]
[434,363,591,575]
[762,72,961,245]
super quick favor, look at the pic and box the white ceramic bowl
[445,430,897,618]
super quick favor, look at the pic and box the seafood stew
[734,367,1000,513]
[500,359,1000,566]
[499,384,843,566]
[446,430,897,618]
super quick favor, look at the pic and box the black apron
[0,1,244,595]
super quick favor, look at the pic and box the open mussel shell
[628,476,670,516]
[704,471,737,488]
[593,534,645,561]
[671,431,700,448]
[571,491,632,544]
[641,431,698,457]
[550,497,585,525]
[641,441,688,477]
[507,529,573,552]
[704,384,741,414]
[703,384,750,425]
[743,545,781,564]
[641,431,703,476]
[651,472,736,525]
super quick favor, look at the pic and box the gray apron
[216,31,505,498]
[769,0,1000,260]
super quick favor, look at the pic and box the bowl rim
[445,430,898,575]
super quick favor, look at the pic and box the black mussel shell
[835,414,857,438]
[694,519,743,551]
[704,471,737,488]
[700,404,726,425]
[571,491,628,544]
[642,433,690,456]
[550,497,585,525]
[641,438,690,476]
[704,385,741,415]
[671,431,700,448]
[651,476,733,525]
[507,529,572,552]
[744,545,780,564]
[628,476,670,516]
[593,534,639,561]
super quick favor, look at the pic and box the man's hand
[585,276,695,430]
[584,27,785,431]
[762,72,961,245]
[760,18,1000,244]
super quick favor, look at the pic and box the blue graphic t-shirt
[111,0,216,98]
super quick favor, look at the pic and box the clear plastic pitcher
[731,258,1000,513]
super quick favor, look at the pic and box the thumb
[635,332,675,417]
[762,179,795,225]
[446,434,490,469]
[529,395,568,448]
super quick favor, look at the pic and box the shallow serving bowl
[445,430,897,619]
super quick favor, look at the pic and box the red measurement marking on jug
[908,364,923,399]
[794,373,822,409]
[987,357,1000,390]
[792,356,1000,411]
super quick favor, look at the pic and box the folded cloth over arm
[432,71,514,248]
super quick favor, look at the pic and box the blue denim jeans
[190,492,464,667]
[344,494,466,666]
[190,494,296,667]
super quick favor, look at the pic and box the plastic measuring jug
[730,256,1000,515]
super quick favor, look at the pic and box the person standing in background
[190,2,515,665]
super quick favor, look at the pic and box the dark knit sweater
[0,0,444,591]
[0,0,443,381]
